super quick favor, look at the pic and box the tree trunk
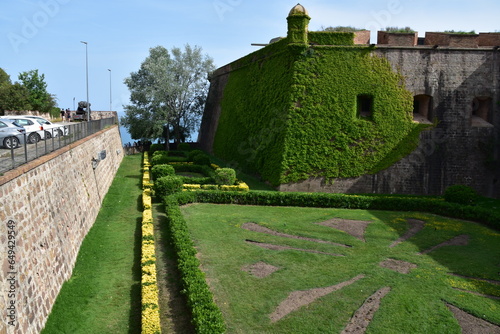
[174,118,181,145]
[163,124,170,151]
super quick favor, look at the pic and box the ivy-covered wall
[212,39,295,184]
[212,35,421,186]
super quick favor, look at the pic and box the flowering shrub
[220,182,250,192]
[183,184,202,191]
[141,153,161,334]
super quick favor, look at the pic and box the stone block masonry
[0,126,123,334]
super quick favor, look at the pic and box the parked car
[0,116,45,144]
[24,116,68,137]
[0,119,26,149]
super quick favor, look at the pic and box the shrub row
[178,191,500,230]
[171,163,216,178]
[141,152,161,334]
[182,182,249,192]
[164,196,226,333]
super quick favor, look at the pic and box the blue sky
[1,0,499,118]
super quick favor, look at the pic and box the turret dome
[288,3,309,16]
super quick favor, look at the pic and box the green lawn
[181,204,500,333]
[42,154,143,334]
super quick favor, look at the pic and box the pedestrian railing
[0,117,118,175]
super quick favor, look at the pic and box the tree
[0,68,11,86]
[121,44,215,148]
[18,69,57,113]
[0,83,33,113]
[0,68,32,114]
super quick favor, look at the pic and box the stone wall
[0,126,123,333]
[280,47,499,198]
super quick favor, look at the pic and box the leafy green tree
[121,44,215,149]
[0,83,33,113]
[0,68,32,114]
[18,69,57,113]
[0,68,11,86]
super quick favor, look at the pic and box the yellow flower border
[141,152,161,334]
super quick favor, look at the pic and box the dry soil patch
[316,218,372,242]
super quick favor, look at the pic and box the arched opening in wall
[471,97,493,127]
[357,94,373,118]
[413,94,433,124]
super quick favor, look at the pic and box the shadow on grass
[154,203,196,334]
[128,214,143,334]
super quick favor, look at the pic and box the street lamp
[80,41,90,122]
[108,69,112,111]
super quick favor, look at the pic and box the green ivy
[212,38,424,186]
[308,31,354,45]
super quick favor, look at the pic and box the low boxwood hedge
[164,196,226,333]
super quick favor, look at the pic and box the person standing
[65,108,71,122]
[60,109,65,120]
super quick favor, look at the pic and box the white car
[0,116,45,144]
[24,116,68,137]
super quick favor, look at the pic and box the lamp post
[108,69,112,111]
[80,41,90,122]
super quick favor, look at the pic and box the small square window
[357,95,373,118]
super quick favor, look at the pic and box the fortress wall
[198,66,231,153]
[280,48,499,197]
[0,126,123,334]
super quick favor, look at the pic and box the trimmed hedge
[171,163,215,178]
[151,151,169,166]
[174,191,500,230]
[151,164,175,180]
[155,176,183,198]
[187,150,205,162]
[444,185,478,205]
[214,168,236,185]
[192,154,211,166]
[164,197,226,333]
[177,142,192,151]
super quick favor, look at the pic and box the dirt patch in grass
[379,258,417,274]
[242,222,351,248]
[245,240,344,257]
[446,304,500,334]
[316,218,372,241]
[270,274,365,323]
[242,261,280,278]
[419,234,469,255]
[341,287,392,334]
[389,219,425,248]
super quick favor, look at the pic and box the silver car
[0,116,45,143]
[0,119,26,149]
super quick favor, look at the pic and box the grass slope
[42,154,143,334]
[181,204,500,334]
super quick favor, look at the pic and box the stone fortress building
[199,4,499,198]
